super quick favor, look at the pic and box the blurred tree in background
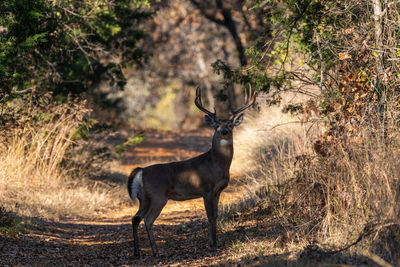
[119,0,267,128]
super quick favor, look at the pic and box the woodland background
[1,0,400,266]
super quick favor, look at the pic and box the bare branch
[11,88,32,95]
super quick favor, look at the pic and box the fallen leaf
[345,28,353,34]
[339,52,351,60]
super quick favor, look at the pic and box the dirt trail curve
[1,129,250,267]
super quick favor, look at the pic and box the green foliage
[72,118,98,141]
[0,0,151,103]
[211,59,270,101]
[215,0,396,105]
[0,219,26,237]
[0,206,26,237]
[210,1,326,97]
[282,103,304,115]
[114,132,145,158]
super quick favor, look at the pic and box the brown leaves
[333,74,371,124]
[301,100,321,124]
[312,71,376,156]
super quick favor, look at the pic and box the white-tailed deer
[127,86,256,257]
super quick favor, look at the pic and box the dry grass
[227,94,318,211]
[0,102,126,219]
[231,99,310,176]
[221,97,400,265]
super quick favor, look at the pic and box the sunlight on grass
[231,98,313,176]
[220,96,400,264]
[0,103,125,219]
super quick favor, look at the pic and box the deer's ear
[232,113,244,126]
[205,115,218,128]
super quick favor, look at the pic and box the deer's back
[141,152,227,201]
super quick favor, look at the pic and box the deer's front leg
[203,191,221,247]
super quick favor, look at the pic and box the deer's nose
[220,128,229,135]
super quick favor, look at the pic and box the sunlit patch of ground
[122,128,213,171]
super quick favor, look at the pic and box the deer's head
[195,86,257,140]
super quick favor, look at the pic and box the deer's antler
[230,84,257,119]
[195,87,216,117]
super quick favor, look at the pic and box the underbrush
[225,101,400,265]
[0,101,126,219]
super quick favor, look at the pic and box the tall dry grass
[227,98,400,264]
[0,102,125,218]
[231,98,313,176]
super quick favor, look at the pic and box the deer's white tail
[127,168,143,201]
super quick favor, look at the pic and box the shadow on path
[1,212,375,266]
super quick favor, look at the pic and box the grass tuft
[0,102,126,219]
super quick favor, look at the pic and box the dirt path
[2,209,230,266]
[1,129,249,266]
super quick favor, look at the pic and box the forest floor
[0,129,371,266]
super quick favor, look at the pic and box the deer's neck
[210,133,234,167]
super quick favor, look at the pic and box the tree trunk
[372,0,384,75]
[215,0,247,67]
[372,0,386,140]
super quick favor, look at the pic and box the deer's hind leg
[144,197,168,257]
[132,197,149,257]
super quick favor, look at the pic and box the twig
[361,251,393,267]
[315,31,325,94]
[11,88,32,95]
[279,0,313,73]
[259,119,319,131]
